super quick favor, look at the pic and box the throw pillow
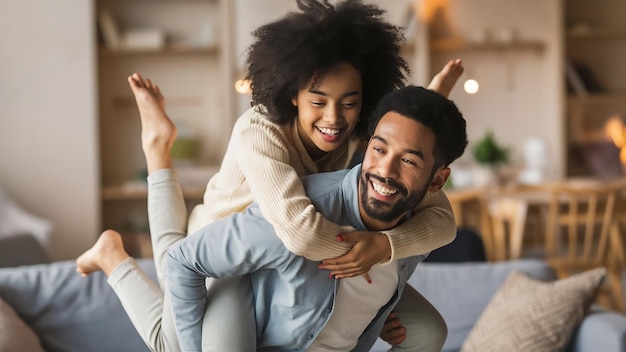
[461,267,606,352]
[0,297,45,352]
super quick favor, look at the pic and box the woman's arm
[319,190,456,278]
[382,190,456,259]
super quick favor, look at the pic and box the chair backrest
[543,179,623,266]
[486,197,528,261]
[543,178,626,311]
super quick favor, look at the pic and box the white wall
[0,1,99,260]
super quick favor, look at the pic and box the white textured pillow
[0,297,44,352]
[461,267,606,352]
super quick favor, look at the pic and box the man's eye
[373,146,384,153]
[402,158,417,166]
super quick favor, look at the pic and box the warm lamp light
[235,79,252,94]
[464,79,479,94]
[416,0,449,23]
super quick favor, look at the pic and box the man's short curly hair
[368,86,468,168]
[245,0,409,138]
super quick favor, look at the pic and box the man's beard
[360,172,429,223]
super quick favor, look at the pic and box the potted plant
[471,131,510,186]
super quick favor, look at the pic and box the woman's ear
[428,167,450,192]
[291,97,297,106]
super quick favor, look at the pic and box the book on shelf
[98,9,121,49]
[565,60,603,96]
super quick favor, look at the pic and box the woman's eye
[311,101,324,107]
[343,102,358,109]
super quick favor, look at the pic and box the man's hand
[380,311,406,346]
[318,232,391,279]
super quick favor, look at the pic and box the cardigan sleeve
[381,189,457,261]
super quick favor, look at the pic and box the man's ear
[428,167,450,192]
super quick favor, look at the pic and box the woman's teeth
[317,127,340,136]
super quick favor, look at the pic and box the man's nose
[378,156,400,179]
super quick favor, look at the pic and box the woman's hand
[379,311,407,346]
[318,231,391,279]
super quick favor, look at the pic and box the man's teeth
[317,127,340,136]
[372,182,397,196]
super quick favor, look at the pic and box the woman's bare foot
[76,230,131,277]
[128,73,177,172]
[427,59,464,97]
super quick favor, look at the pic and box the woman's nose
[323,104,342,124]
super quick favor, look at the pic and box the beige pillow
[461,267,606,352]
[0,297,45,352]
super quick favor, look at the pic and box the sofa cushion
[0,233,49,267]
[461,267,606,352]
[0,297,45,352]
[0,259,157,352]
[407,259,555,352]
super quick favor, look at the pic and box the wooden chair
[446,187,493,260]
[543,178,626,312]
[486,196,528,261]
[607,188,626,312]
[608,221,626,312]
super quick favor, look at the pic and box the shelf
[102,184,205,200]
[430,37,545,52]
[567,93,626,106]
[98,44,218,57]
[567,29,626,41]
[109,95,205,109]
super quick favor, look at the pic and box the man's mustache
[366,173,408,196]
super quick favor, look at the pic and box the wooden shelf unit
[96,0,234,251]
[564,0,626,176]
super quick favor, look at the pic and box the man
[167,85,468,351]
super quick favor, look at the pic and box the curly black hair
[368,86,468,168]
[244,0,409,138]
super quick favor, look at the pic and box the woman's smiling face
[292,62,362,160]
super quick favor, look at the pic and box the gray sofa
[1,234,625,352]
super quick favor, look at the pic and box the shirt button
[326,307,332,313]
[307,334,314,340]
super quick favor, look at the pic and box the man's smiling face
[358,111,444,230]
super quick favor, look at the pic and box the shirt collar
[342,165,367,231]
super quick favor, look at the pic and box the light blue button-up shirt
[167,165,426,351]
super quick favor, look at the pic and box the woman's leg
[76,74,190,352]
[389,284,447,352]
[76,230,180,352]
[427,59,464,98]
